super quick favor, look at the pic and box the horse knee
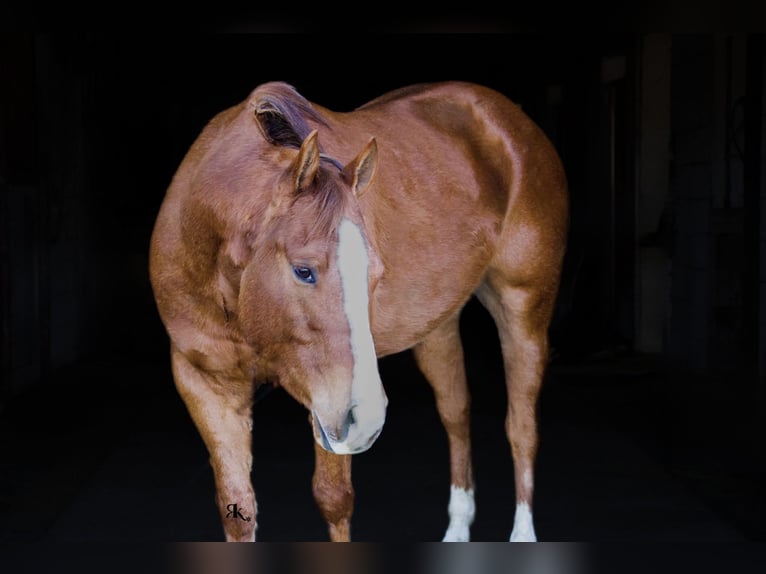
[439,403,470,437]
[312,478,354,525]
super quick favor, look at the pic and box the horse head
[240,127,387,455]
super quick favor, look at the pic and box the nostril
[318,409,355,444]
[333,408,353,443]
[314,404,362,446]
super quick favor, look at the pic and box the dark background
[2,30,766,548]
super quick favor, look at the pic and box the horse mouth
[312,414,334,452]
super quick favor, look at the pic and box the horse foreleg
[171,346,256,542]
[312,441,354,541]
[413,313,475,542]
[477,283,554,543]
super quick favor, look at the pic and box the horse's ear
[349,137,378,199]
[292,129,320,192]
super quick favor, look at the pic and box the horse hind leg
[412,313,475,542]
[475,279,557,542]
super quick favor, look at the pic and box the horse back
[315,82,569,353]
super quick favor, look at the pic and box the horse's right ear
[292,130,320,192]
[348,137,378,199]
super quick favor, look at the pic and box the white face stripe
[510,501,537,542]
[336,218,385,433]
[442,486,475,542]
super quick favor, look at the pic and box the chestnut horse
[149,81,568,542]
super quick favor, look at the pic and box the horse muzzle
[311,398,387,455]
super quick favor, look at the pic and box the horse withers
[149,80,568,542]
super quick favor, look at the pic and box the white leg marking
[509,501,537,542]
[334,218,386,453]
[442,486,475,542]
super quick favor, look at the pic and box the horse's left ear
[348,138,378,198]
[293,129,321,192]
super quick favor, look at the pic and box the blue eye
[293,265,317,284]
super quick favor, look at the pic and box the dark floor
[1,303,765,545]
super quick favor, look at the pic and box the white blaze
[334,218,385,453]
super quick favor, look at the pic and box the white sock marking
[510,501,536,542]
[335,218,385,453]
[442,486,475,542]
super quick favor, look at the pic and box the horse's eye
[293,265,317,284]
